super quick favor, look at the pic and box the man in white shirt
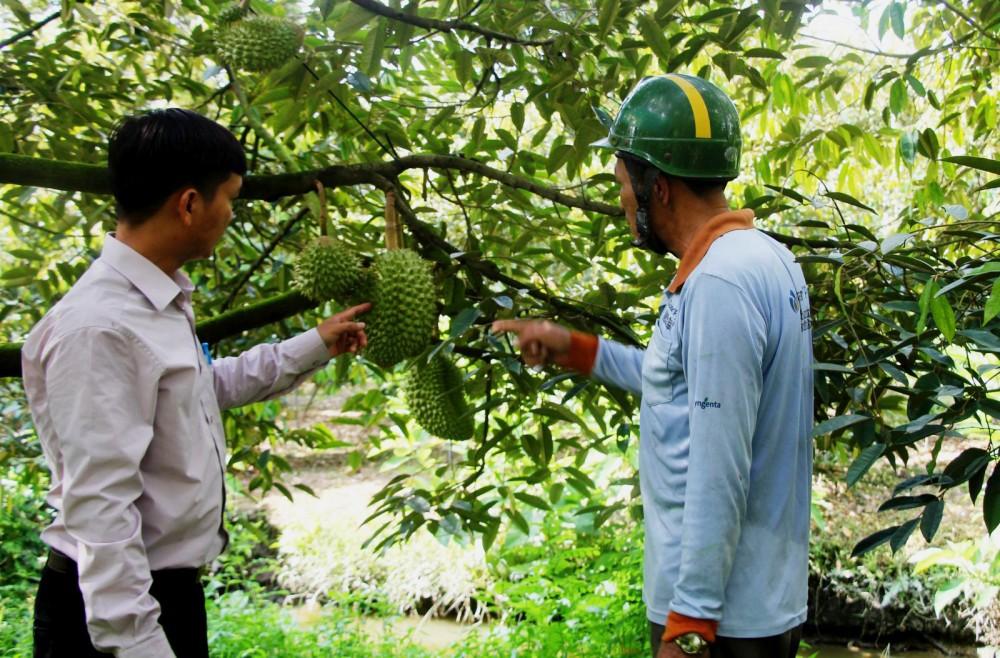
[22,108,369,657]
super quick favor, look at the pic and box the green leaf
[743,47,784,59]
[847,443,886,487]
[890,2,906,39]
[899,131,916,165]
[917,279,937,334]
[513,492,551,511]
[920,498,944,541]
[879,494,937,512]
[941,155,1000,175]
[852,525,898,557]
[880,232,913,254]
[917,128,939,159]
[930,293,956,342]
[943,448,989,487]
[905,74,925,97]
[889,79,907,116]
[592,103,613,130]
[636,12,674,68]
[984,277,1000,325]
[985,464,1000,533]
[597,0,621,40]
[824,191,876,214]
[795,55,832,68]
[813,413,870,438]
[890,518,918,553]
[448,307,481,339]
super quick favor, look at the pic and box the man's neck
[115,220,184,276]
[660,196,732,259]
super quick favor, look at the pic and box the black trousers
[650,621,802,658]
[33,553,208,658]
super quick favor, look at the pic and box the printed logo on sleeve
[695,397,722,410]
[789,286,811,331]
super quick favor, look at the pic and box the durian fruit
[214,15,303,72]
[405,355,474,441]
[292,237,365,303]
[217,2,247,24]
[364,249,438,368]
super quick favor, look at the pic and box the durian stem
[384,189,403,251]
[315,180,329,237]
[228,68,298,172]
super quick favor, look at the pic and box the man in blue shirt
[494,75,813,658]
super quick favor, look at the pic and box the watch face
[675,633,708,655]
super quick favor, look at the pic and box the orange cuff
[554,331,598,375]
[661,610,718,644]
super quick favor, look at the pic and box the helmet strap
[620,156,669,256]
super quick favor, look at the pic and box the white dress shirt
[21,234,332,657]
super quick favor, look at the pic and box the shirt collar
[666,209,755,294]
[100,233,193,311]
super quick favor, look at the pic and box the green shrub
[208,591,434,658]
[463,519,647,657]
[0,480,49,599]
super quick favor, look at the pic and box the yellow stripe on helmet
[665,74,712,139]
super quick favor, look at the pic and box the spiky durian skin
[217,2,247,25]
[363,249,437,368]
[214,15,303,72]
[405,356,474,441]
[292,237,364,303]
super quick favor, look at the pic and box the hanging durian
[217,2,247,24]
[405,355,474,441]
[214,14,303,72]
[292,237,365,303]
[363,249,438,368]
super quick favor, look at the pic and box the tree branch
[940,1,1000,48]
[799,31,974,60]
[348,0,554,46]
[0,10,59,50]
[0,152,620,217]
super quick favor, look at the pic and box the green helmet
[592,74,742,179]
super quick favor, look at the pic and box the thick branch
[348,0,554,46]
[0,153,617,216]
[0,292,319,378]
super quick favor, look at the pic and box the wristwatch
[674,632,709,655]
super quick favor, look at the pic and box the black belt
[46,549,202,580]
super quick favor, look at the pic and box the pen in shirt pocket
[201,341,213,365]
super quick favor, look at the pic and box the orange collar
[666,209,755,293]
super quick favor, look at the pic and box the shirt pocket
[642,315,679,406]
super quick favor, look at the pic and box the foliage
[0,478,49,599]
[272,480,492,621]
[911,531,1000,647]
[1,0,1000,557]
[477,517,647,657]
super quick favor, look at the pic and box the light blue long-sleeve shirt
[592,229,813,637]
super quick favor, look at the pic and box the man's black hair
[108,108,247,225]
[675,176,730,196]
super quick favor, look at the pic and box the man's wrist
[661,610,718,644]
[553,331,598,374]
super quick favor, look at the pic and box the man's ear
[176,188,198,226]
[653,173,671,208]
